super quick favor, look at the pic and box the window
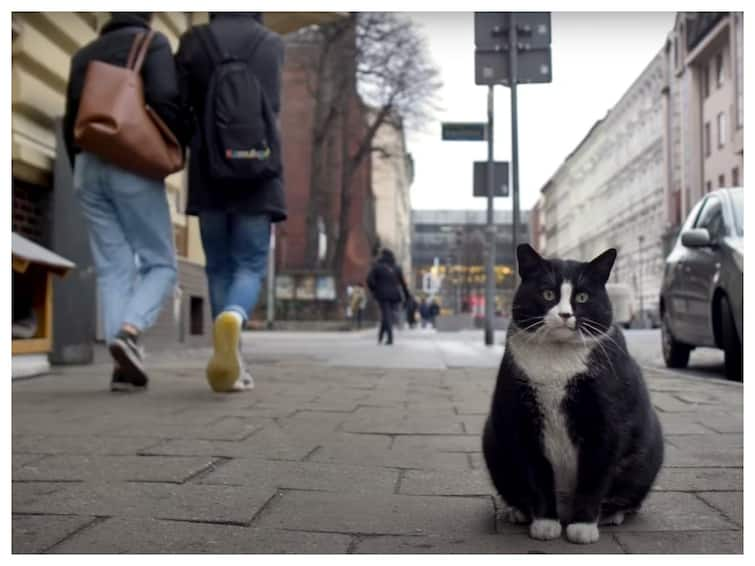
[704,122,711,157]
[732,167,740,187]
[717,112,727,148]
[695,196,725,240]
[706,181,712,194]
[702,66,710,99]
[715,52,724,88]
[718,174,726,188]
[190,297,205,335]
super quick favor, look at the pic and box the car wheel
[720,296,742,382]
[661,310,691,369]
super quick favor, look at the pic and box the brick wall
[12,179,50,246]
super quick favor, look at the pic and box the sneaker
[207,312,242,392]
[110,367,146,392]
[233,364,255,392]
[109,330,148,388]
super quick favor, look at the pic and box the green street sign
[442,122,487,141]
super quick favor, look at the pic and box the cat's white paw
[502,507,529,524]
[566,522,600,544]
[599,511,625,526]
[529,519,562,540]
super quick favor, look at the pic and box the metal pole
[509,14,521,285]
[485,84,495,346]
[266,224,276,329]
[638,235,644,329]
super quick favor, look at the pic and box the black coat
[367,258,410,304]
[175,13,287,222]
[63,14,189,170]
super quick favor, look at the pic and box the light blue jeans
[198,212,271,322]
[74,152,177,343]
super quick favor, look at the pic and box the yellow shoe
[206,312,242,392]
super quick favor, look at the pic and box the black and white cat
[482,244,663,544]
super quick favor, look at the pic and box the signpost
[474,11,552,346]
[473,161,509,197]
[441,122,487,141]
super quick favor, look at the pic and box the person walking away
[63,12,188,392]
[419,297,430,328]
[350,283,367,329]
[429,298,441,328]
[176,13,286,392]
[366,249,411,345]
[405,295,418,329]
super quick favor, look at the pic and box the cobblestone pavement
[12,330,743,553]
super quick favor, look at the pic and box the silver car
[659,188,743,380]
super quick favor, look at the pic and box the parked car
[659,188,743,380]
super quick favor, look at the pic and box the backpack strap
[126,32,146,69]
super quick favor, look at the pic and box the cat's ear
[587,248,617,284]
[517,244,546,279]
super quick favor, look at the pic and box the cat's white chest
[508,335,592,510]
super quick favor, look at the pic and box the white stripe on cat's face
[544,281,578,339]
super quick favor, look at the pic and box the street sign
[475,48,552,85]
[473,161,509,197]
[475,12,551,51]
[442,122,487,141]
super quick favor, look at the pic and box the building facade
[541,51,667,320]
[411,209,529,315]
[662,12,744,250]
[371,114,414,280]
[538,12,743,322]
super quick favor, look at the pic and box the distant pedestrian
[419,297,431,328]
[405,295,418,329]
[350,283,367,329]
[429,298,441,328]
[176,12,286,392]
[367,249,411,345]
[64,12,188,392]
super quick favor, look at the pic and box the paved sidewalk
[12,331,743,553]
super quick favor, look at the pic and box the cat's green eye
[576,292,589,303]
[542,289,556,301]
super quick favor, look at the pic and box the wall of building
[541,51,668,317]
[372,116,413,281]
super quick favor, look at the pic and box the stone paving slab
[612,492,739,531]
[12,434,163,456]
[255,490,494,536]
[354,533,626,554]
[198,458,399,495]
[398,469,493,496]
[48,518,353,554]
[696,492,743,527]
[613,531,743,554]
[13,454,216,483]
[14,482,277,525]
[13,515,97,554]
[653,467,743,492]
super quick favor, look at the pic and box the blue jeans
[74,152,177,343]
[199,212,271,322]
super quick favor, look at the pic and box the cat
[482,244,663,544]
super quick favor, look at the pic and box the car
[659,188,743,380]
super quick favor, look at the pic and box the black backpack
[196,25,281,184]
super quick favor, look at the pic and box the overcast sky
[404,12,676,212]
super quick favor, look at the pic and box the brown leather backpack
[74,31,183,181]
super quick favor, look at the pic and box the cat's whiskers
[579,323,618,375]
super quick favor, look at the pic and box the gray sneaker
[109,331,148,388]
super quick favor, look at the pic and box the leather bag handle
[129,30,156,72]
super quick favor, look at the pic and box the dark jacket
[175,13,287,222]
[63,14,189,169]
[367,251,410,304]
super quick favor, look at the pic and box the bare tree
[290,13,441,289]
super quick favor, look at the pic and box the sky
[405,12,676,212]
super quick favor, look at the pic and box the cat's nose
[559,313,572,320]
